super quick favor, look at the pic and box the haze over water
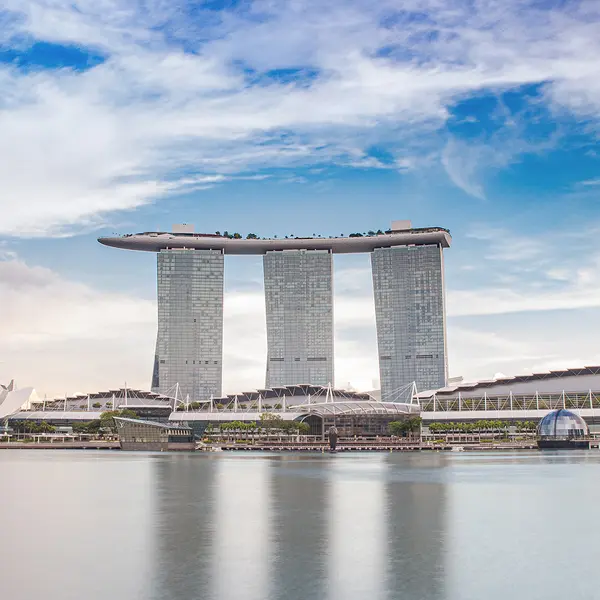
[2,451,599,600]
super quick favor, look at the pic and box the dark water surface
[2,450,600,600]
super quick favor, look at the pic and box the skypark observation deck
[98,227,451,254]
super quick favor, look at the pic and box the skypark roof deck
[98,226,451,254]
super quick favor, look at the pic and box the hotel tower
[99,220,450,400]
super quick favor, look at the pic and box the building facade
[372,244,447,399]
[264,250,334,387]
[152,249,224,401]
[114,417,195,451]
[100,222,451,397]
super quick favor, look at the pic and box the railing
[421,392,600,412]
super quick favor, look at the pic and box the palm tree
[407,416,422,437]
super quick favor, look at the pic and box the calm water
[2,450,600,600]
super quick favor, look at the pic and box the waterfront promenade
[0,440,119,450]
[3,439,590,451]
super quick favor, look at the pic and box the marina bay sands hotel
[99,220,451,401]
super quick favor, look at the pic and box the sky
[2,0,600,398]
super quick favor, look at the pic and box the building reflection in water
[210,456,272,600]
[268,456,330,600]
[148,453,448,600]
[149,455,217,600]
[384,453,448,600]
[327,455,389,600]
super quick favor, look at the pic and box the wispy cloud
[441,139,488,200]
[449,224,600,316]
[1,0,600,233]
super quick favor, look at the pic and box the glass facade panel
[152,249,224,401]
[264,250,334,387]
[537,409,588,439]
[372,244,448,399]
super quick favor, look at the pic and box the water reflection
[3,451,600,600]
[0,451,154,600]
[150,455,216,600]
[268,456,330,600]
[327,456,388,600]
[445,452,600,600]
[385,454,447,600]
[210,456,272,600]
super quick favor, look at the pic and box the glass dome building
[537,409,590,449]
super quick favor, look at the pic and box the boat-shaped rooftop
[99,225,451,255]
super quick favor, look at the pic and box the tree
[274,403,282,410]
[246,422,257,440]
[260,412,282,433]
[246,233,258,239]
[407,416,422,434]
[388,421,408,437]
[280,421,297,435]
[279,421,309,437]
[92,402,101,408]
[99,409,138,433]
[233,232,242,239]
[297,422,310,435]
[73,420,101,435]
[38,421,56,434]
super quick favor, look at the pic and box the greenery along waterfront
[388,417,422,436]
[427,420,537,433]
[205,413,311,439]
[9,409,138,436]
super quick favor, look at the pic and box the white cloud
[0,256,157,395]
[0,0,599,232]
[1,258,155,343]
[448,280,600,317]
[441,139,487,200]
[448,224,600,316]
[466,226,547,262]
[222,291,267,393]
[580,178,600,187]
[448,310,600,383]
[447,326,547,375]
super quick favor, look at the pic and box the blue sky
[2,0,600,396]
